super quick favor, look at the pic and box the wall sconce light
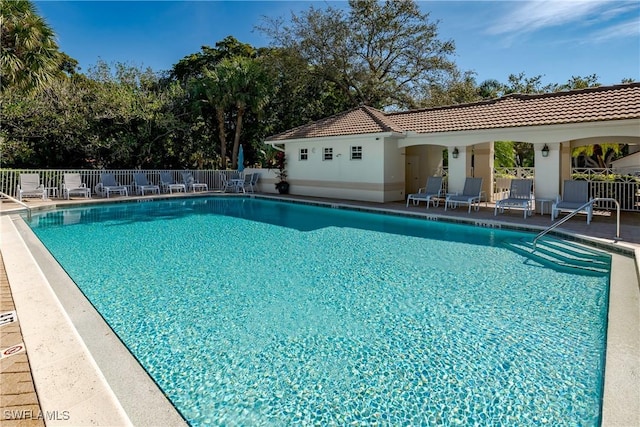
[541,144,550,157]
[452,147,459,159]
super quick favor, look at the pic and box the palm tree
[1,0,62,92]
[223,57,271,169]
[197,67,233,169]
[572,144,624,168]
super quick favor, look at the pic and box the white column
[534,142,561,200]
[448,146,469,193]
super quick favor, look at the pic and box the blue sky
[36,0,640,86]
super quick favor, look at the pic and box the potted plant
[273,150,289,194]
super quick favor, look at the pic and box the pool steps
[505,237,611,275]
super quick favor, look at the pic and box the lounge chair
[159,172,186,194]
[445,177,483,213]
[17,173,46,201]
[98,173,128,198]
[62,173,91,199]
[406,176,443,209]
[133,172,160,195]
[181,172,208,192]
[494,179,533,218]
[552,180,593,224]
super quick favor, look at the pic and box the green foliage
[0,0,66,93]
[258,0,457,109]
[494,141,516,168]
[1,61,194,169]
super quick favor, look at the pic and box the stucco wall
[276,133,404,203]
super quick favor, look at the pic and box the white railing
[495,167,535,179]
[572,168,640,212]
[0,169,241,199]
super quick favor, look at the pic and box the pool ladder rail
[0,191,32,220]
[532,197,621,249]
[505,237,611,275]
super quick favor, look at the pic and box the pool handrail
[0,191,32,220]
[533,197,620,249]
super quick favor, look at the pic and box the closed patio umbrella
[238,145,245,172]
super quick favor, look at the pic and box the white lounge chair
[494,179,533,219]
[62,173,91,199]
[133,172,160,195]
[98,173,128,198]
[17,173,46,201]
[445,177,484,213]
[406,176,443,209]
[181,172,208,192]
[159,172,186,194]
[552,180,593,224]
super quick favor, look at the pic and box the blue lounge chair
[159,172,186,194]
[494,179,533,218]
[133,172,160,195]
[406,176,443,209]
[552,180,593,224]
[99,173,128,198]
[445,177,483,213]
[181,172,208,192]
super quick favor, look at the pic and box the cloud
[589,18,640,42]
[486,0,637,37]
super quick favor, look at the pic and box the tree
[224,57,271,169]
[259,0,457,109]
[0,0,64,93]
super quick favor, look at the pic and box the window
[299,148,308,161]
[323,148,333,161]
[351,146,363,160]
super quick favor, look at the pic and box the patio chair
[237,173,253,193]
[445,177,484,213]
[494,179,533,219]
[62,173,91,199]
[133,172,160,195]
[159,172,186,194]
[98,173,128,198]
[219,173,234,193]
[406,176,443,209]
[17,173,46,201]
[181,172,208,192]
[551,180,593,224]
[246,172,260,193]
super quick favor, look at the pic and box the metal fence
[0,169,244,199]
[3,167,639,211]
[491,167,640,211]
[572,168,640,212]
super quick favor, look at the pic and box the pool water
[29,198,609,426]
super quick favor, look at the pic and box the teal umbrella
[238,145,245,172]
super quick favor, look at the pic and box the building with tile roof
[265,83,640,203]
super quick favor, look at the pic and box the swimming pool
[28,197,610,426]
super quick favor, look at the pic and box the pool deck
[1,191,638,426]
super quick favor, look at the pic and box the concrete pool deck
[1,192,638,426]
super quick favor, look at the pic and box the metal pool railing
[533,197,621,249]
[0,191,32,220]
[0,169,246,199]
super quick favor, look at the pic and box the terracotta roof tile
[266,105,402,141]
[267,83,640,141]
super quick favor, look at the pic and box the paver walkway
[0,253,44,427]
